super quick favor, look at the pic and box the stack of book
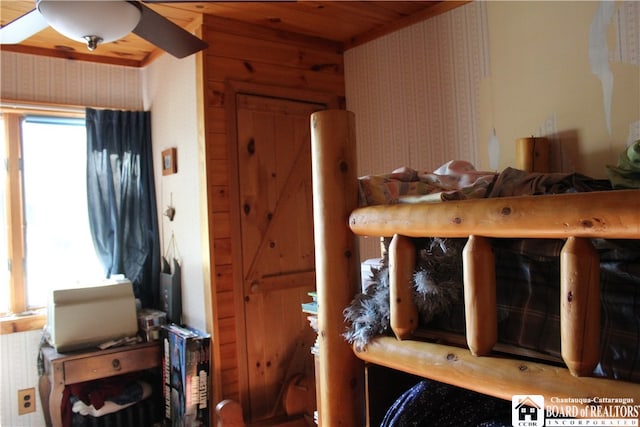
[301,291,319,356]
[161,324,211,427]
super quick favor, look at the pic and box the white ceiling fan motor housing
[37,0,141,47]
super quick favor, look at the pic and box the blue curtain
[85,108,160,308]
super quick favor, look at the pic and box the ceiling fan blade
[0,8,48,44]
[132,3,207,59]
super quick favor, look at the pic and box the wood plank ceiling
[0,1,466,67]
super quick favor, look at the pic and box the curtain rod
[0,100,85,116]
[1,100,145,116]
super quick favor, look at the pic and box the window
[1,107,103,320]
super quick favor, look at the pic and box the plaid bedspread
[427,237,640,382]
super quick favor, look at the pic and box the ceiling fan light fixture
[37,0,141,50]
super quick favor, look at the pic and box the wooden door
[235,94,323,421]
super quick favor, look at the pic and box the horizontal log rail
[354,336,640,415]
[349,189,640,239]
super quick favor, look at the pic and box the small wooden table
[39,342,161,427]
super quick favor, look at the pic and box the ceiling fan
[0,0,208,58]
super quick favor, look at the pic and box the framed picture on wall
[162,148,177,175]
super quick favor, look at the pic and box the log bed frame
[310,109,640,426]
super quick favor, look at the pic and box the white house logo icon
[512,395,544,427]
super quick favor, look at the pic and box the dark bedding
[429,237,640,382]
[381,379,512,427]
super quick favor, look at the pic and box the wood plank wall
[200,14,345,406]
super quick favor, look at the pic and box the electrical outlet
[17,388,36,415]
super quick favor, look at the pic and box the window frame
[1,101,85,334]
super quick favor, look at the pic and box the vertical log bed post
[310,110,365,426]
